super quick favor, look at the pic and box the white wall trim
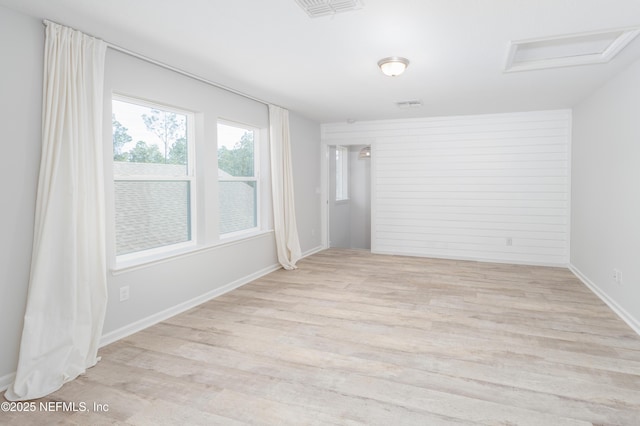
[569,264,640,336]
[100,262,281,347]
[566,113,573,270]
[302,245,324,258]
[0,372,15,392]
[111,230,275,275]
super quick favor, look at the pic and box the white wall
[0,6,43,387]
[0,5,322,387]
[102,48,279,337]
[571,57,640,333]
[323,110,571,265]
[102,49,321,339]
[290,111,322,254]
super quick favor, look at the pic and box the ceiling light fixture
[378,56,410,77]
[358,146,371,159]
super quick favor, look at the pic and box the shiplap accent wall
[322,110,571,266]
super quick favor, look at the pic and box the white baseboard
[101,245,326,347]
[372,249,568,269]
[1,372,15,393]
[302,245,324,258]
[99,262,282,347]
[569,264,640,336]
[101,246,325,347]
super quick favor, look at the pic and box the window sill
[111,229,274,275]
[335,199,350,205]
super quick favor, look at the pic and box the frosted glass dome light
[378,57,410,77]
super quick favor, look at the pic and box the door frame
[320,140,375,251]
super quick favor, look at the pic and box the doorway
[327,144,371,249]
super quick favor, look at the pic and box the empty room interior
[2,0,640,424]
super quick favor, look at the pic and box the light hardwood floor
[3,249,640,425]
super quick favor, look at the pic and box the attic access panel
[505,27,640,72]
[294,0,363,18]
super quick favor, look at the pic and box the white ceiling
[2,0,640,123]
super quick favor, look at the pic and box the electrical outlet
[119,286,130,302]
[612,269,622,285]
[506,237,513,246]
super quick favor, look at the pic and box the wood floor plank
[3,249,640,425]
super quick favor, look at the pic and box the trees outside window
[217,122,258,235]
[111,98,194,257]
[111,97,265,261]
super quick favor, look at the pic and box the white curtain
[5,22,107,401]
[269,105,302,270]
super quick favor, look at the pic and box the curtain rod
[42,19,279,109]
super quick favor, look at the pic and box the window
[112,97,195,258]
[336,145,349,201]
[109,95,268,267]
[217,122,259,235]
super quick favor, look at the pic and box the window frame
[111,94,197,265]
[217,119,261,238]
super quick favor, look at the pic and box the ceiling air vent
[505,27,640,72]
[294,0,364,18]
[395,100,423,109]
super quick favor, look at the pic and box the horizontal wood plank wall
[322,110,571,265]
